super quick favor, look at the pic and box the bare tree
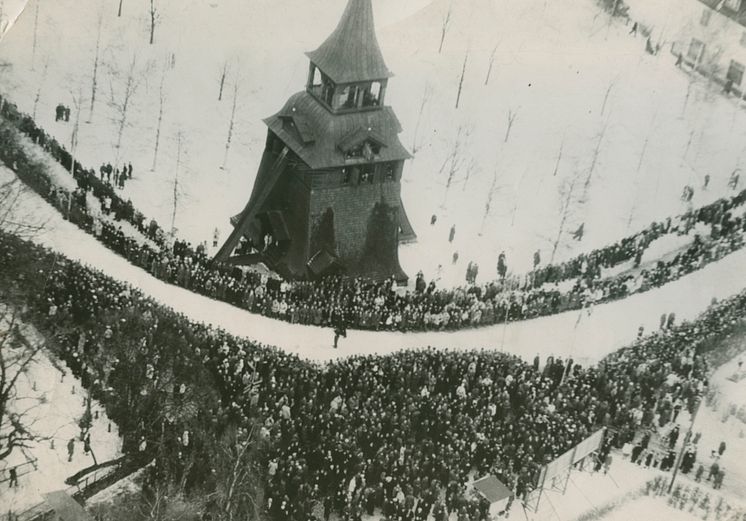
[218,61,229,101]
[480,168,500,230]
[221,76,240,170]
[108,54,145,159]
[504,109,518,143]
[600,78,616,116]
[149,0,159,45]
[171,130,183,234]
[437,125,470,203]
[31,0,40,70]
[455,50,469,109]
[550,170,582,263]
[212,426,261,521]
[87,10,105,122]
[151,67,168,171]
[484,43,500,85]
[31,57,50,120]
[584,119,609,190]
[438,1,452,54]
[552,135,565,177]
[0,307,50,463]
[411,84,432,154]
[68,87,84,179]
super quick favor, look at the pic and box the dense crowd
[2,95,746,336]
[2,228,745,520]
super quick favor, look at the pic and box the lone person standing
[67,438,75,462]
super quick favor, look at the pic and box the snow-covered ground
[1,0,745,288]
[0,314,122,516]
[2,163,745,369]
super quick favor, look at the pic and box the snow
[2,163,745,371]
[0,313,122,516]
[1,0,746,288]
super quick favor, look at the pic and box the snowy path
[3,165,746,367]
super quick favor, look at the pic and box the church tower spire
[306,0,392,84]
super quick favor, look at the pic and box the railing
[0,456,148,521]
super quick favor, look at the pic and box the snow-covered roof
[305,0,393,84]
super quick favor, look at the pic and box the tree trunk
[149,0,156,45]
[118,0,124,17]
[221,81,239,170]
[152,72,166,171]
[218,62,228,101]
[455,51,469,109]
[31,0,39,70]
[88,15,103,122]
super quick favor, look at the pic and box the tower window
[341,168,351,184]
[362,82,383,107]
[359,166,374,184]
[384,163,396,182]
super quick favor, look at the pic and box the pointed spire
[306,0,392,84]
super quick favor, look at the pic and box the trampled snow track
[3,165,745,367]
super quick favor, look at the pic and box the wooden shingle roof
[264,91,411,169]
[306,0,393,84]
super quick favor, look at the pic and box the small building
[628,0,746,96]
[215,0,415,282]
[473,475,514,518]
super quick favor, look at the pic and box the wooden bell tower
[214,0,415,282]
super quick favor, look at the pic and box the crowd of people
[645,475,746,520]
[2,225,745,520]
[3,94,746,337]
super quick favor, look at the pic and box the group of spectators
[98,161,134,190]
[2,224,745,520]
[3,93,746,335]
[646,475,745,520]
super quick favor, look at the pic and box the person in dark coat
[8,467,18,488]
[67,438,75,462]
[497,252,507,279]
[448,225,456,243]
